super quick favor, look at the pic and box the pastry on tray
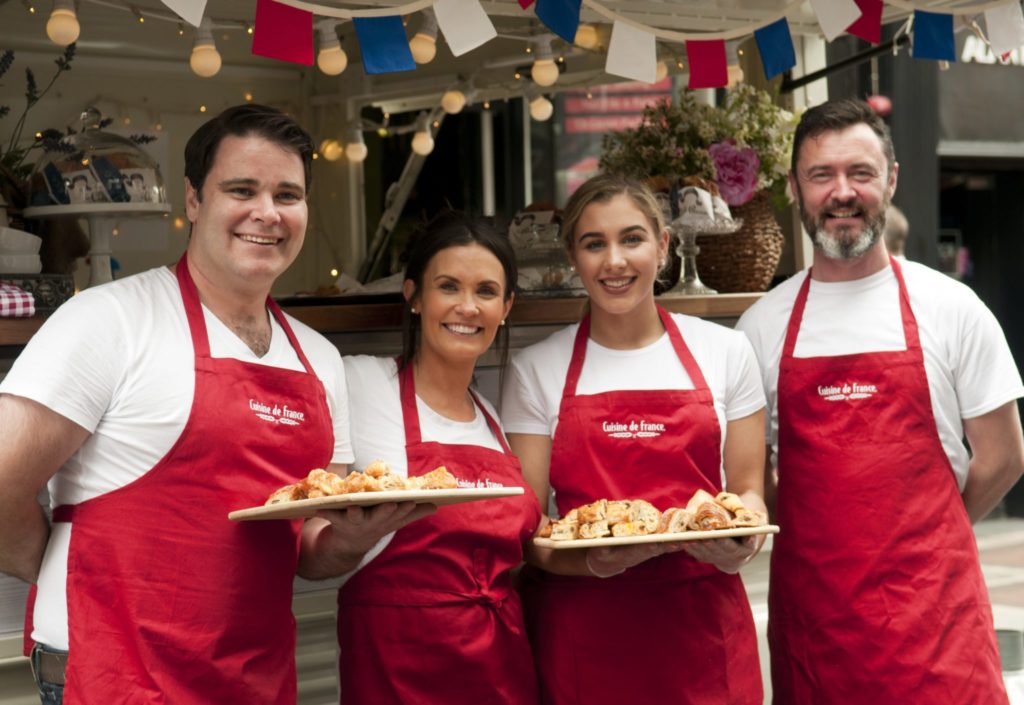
[537,490,767,541]
[264,461,458,505]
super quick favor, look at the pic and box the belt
[33,648,66,686]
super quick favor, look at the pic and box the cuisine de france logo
[817,382,879,402]
[602,419,666,439]
[248,398,306,426]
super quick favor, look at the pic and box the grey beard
[801,199,888,261]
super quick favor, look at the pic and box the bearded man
[737,98,1024,705]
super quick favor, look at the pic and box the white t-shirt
[735,260,1024,489]
[341,355,505,579]
[499,312,766,485]
[0,266,354,649]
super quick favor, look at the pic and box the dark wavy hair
[184,103,314,199]
[791,98,895,174]
[398,211,517,376]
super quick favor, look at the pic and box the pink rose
[709,140,760,206]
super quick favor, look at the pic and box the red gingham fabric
[0,282,36,317]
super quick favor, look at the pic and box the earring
[500,319,506,326]
[410,307,418,314]
[569,265,576,272]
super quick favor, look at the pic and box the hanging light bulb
[441,88,467,115]
[46,0,79,46]
[655,60,669,82]
[574,24,599,49]
[316,20,347,75]
[411,114,434,156]
[531,39,559,88]
[345,129,368,163]
[408,9,438,64]
[529,95,553,122]
[726,64,744,87]
[190,18,222,78]
[320,139,343,162]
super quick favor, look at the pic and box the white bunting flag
[809,0,863,41]
[434,0,497,57]
[160,0,207,27]
[606,19,657,84]
[985,2,1024,57]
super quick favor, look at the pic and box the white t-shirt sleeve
[949,290,1024,419]
[0,286,127,432]
[500,353,558,436]
[721,330,767,422]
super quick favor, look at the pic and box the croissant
[686,489,732,531]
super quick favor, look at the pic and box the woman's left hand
[682,534,763,574]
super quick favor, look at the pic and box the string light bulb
[441,88,466,114]
[655,60,669,82]
[408,9,438,64]
[529,95,554,122]
[320,139,343,162]
[45,0,79,46]
[190,19,222,78]
[316,20,347,75]
[411,113,434,156]
[531,39,559,87]
[345,129,368,163]
[574,24,599,49]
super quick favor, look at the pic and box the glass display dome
[27,107,168,209]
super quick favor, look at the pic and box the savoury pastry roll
[605,500,632,526]
[579,520,611,539]
[628,499,662,534]
[265,484,304,505]
[549,519,579,541]
[611,521,650,537]
[578,499,608,524]
[658,507,691,534]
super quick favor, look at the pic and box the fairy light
[244,91,253,102]
[177,23,184,36]
[330,268,339,277]
[483,100,490,109]
[199,104,207,113]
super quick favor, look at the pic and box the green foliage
[599,85,797,205]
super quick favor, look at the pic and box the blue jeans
[29,644,65,705]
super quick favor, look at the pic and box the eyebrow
[578,224,648,241]
[433,273,501,288]
[218,178,304,192]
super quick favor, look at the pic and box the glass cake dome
[27,107,168,209]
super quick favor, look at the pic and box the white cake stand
[24,202,171,288]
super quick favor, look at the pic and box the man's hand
[298,502,436,580]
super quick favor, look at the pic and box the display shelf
[0,294,761,347]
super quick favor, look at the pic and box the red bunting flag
[518,0,535,8]
[252,0,314,66]
[686,39,728,89]
[846,0,883,44]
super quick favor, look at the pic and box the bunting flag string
[144,0,1024,88]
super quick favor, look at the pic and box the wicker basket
[695,191,784,293]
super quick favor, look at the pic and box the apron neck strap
[782,257,921,359]
[397,359,512,454]
[175,252,315,373]
[175,252,211,358]
[561,305,708,398]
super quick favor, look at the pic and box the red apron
[523,306,762,705]
[25,253,333,703]
[769,257,1007,704]
[337,361,542,705]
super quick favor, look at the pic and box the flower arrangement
[599,84,796,208]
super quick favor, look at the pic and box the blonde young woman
[501,174,767,704]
